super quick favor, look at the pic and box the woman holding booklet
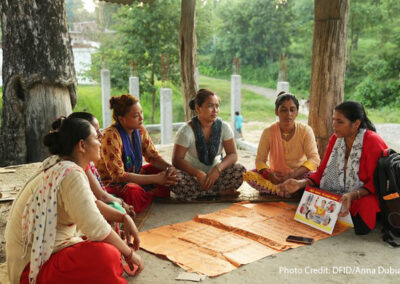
[278,101,387,235]
[243,92,320,195]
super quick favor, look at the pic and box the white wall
[73,47,97,85]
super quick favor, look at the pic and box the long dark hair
[43,117,93,156]
[189,89,220,110]
[275,91,299,110]
[335,101,376,132]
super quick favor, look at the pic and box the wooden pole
[179,0,197,120]
[308,0,349,157]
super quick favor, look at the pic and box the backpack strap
[383,229,400,247]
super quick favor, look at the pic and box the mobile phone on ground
[286,235,314,245]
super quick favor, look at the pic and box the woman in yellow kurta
[243,92,320,196]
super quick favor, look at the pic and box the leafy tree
[211,0,294,69]
[65,0,95,24]
[89,0,181,123]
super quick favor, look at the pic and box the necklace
[281,126,295,139]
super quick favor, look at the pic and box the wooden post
[308,0,349,157]
[179,0,197,120]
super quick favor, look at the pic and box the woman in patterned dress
[95,94,179,213]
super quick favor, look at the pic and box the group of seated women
[5,88,387,283]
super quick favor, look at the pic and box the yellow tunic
[255,121,320,172]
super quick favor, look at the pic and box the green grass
[1,80,399,127]
[76,76,279,126]
[367,107,400,124]
[199,76,276,123]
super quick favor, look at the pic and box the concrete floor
[131,202,400,284]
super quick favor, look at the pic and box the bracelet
[196,171,203,179]
[216,164,222,173]
[356,190,361,200]
[261,168,270,179]
[123,247,133,261]
[122,213,128,222]
[166,165,171,171]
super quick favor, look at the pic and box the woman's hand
[339,192,353,217]
[165,166,180,185]
[125,250,144,276]
[122,214,140,251]
[121,199,136,218]
[166,165,179,177]
[267,171,286,184]
[276,178,306,197]
[204,166,220,190]
[196,171,208,190]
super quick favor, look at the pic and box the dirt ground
[1,121,400,283]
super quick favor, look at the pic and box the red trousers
[20,241,126,284]
[105,164,170,213]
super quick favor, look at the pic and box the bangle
[262,168,270,179]
[123,248,133,261]
[122,213,128,222]
[216,164,222,173]
[166,165,171,171]
[356,190,361,200]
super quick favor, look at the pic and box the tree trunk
[179,0,197,120]
[308,0,349,158]
[0,0,77,166]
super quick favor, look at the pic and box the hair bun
[277,91,286,97]
[189,99,196,110]
[51,116,66,130]
[43,131,61,155]
[109,97,118,110]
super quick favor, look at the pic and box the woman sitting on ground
[170,89,246,200]
[278,101,387,235]
[243,92,320,195]
[6,117,143,284]
[68,112,135,217]
[95,94,179,213]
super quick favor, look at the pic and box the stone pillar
[195,67,199,91]
[230,75,241,138]
[101,69,112,128]
[277,81,290,93]
[129,76,140,100]
[160,88,173,144]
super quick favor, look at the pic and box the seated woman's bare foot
[219,189,240,196]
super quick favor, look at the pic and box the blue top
[235,115,243,129]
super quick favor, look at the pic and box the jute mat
[155,186,302,204]
[134,202,153,230]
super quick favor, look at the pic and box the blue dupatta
[115,122,142,173]
[192,116,222,166]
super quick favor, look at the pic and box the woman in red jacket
[278,101,387,235]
